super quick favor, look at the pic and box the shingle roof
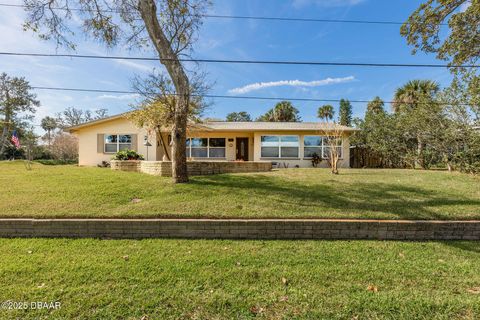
[193,121,357,132]
[66,112,357,133]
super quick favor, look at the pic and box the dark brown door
[236,138,249,161]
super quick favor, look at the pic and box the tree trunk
[417,136,425,169]
[156,128,171,161]
[0,107,11,157]
[447,162,453,172]
[171,93,189,182]
[139,0,190,183]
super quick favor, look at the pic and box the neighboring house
[67,113,356,168]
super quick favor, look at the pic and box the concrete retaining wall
[111,160,272,176]
[0,219,479,240]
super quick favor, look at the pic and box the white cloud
[292,0,365,8]
[97,94,140,100]
[228,76,356,95]
[114,59,154,73]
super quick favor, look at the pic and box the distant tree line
[225,99,353,125]
[0,72,108,162]
[351,80,480,174]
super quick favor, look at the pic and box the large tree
[41,116,57,146]
[393,80,440,113]
[226,111,252,122]
[317,104,334,122]
[257,101,301,122]
[338,99,353,126]
[366,97,385,116]
[393,80,440,169]
[316,104,343,174]
[127,96,204,161]
[56,107,109,128]
[22,0,209,183]
[0,73,39,157]
[401,0,480,117]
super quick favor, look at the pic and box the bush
[112,149,144,161]
[311,153,322,167]
[50,133,78,161]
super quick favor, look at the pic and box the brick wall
[111,160,272,176]
[0,219,479,240]
[110,160,141,172]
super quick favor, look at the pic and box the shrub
[311,153,322,167]
[97,161,111,168]
[112,149,144,161]
[50,133,78,161]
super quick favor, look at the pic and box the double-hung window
[303,135,343,159]
[105,134,132,153]
[186,138,226,158]
[261,135,299,158]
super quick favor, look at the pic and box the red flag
[11,130,20,148]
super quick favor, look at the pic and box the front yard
[1,239,479,319]
[1,161,479,219]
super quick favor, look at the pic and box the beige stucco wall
[74,117,157,166]
[74,118,351,168]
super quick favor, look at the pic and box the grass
[0,239,480,319]
[0,161,479,220]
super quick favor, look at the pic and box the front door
[236,138,249,161]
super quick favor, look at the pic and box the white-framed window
[105,134,132,153]
[304,135,343,159]
[261,135,299,158]
[186,138,226,158]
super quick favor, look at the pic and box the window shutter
[97,134,104,153]
[131,134,138,151]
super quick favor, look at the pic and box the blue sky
[0,0,458,132]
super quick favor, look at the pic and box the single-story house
[67,113,356,168]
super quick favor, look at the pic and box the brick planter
[0,219,479,240]
[111,160,272,176]
[110,160,141,172]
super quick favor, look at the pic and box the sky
[0,0,459,133]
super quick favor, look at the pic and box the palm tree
[41,116,57,146]
[393,80,440,169]
[366,97,385,115]
[257,101,300,122]
[392,80,439,113]
[317,105,334,122]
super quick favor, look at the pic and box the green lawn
[0,239,479,319]
[1,161,479,220]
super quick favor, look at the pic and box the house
[67,113,356,168]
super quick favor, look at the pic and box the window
[105,134,132,153]
[304,136,323,158]
[190,138,208,158]
[304,135,343,159]
[208,138,226,158]
[261,135,299,158]
[186,138,226,158]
